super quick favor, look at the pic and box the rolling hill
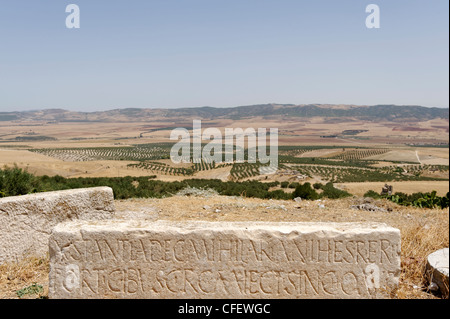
[1,104,448,123]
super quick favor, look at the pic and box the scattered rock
[176,187,219,198]
[294,197,302,203]
[350,204,387,213]
[258,203,288,211]
[354,197,376,205]
[425,248,449,298]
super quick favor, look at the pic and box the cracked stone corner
[0,187,116,264]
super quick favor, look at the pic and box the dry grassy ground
[337,181,449,197]
[1,195,448,299]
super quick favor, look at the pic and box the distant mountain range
[1,104,448,123]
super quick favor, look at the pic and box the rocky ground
[1,193,448,299]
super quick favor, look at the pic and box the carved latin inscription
[49,221,401,299]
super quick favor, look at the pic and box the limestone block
[0,187,115,263]
[49,221,401,299]
[425,248,449,297]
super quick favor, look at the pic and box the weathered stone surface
[49,220,401,299]
[0,187,115,264]
[425,248,449,297]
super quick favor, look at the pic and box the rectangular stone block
[49,220,401,299]
[0,187,115,264]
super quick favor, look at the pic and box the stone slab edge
[425,248,449,297]
[0,187,115,264]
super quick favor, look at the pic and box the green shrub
[266,190,292,200]
[0,165,38,197]
[385,191,449,209]
[320,182,352,199]
[364,190,382,199]
[16,283,44,298]
[440,192,450,209]
[313,183,323,190]
[292,183,319,200]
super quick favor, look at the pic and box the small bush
[313,183,323,190]
[266,189,292,200]
[364,190,382,199]
[385,191,449,209]
[320,182,352,199]
[0,165,38,197]
[16,283,44,298]
[292,183,319,200]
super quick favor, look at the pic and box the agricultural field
[288,164,449,183]
[329,148,390,161]
[1,143,445,193]
[337,181,450,197]
[30,144,172,162]
[0,114,448,196]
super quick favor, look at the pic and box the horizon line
[4,103,450,114]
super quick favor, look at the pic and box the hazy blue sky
[0,0,448,112]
